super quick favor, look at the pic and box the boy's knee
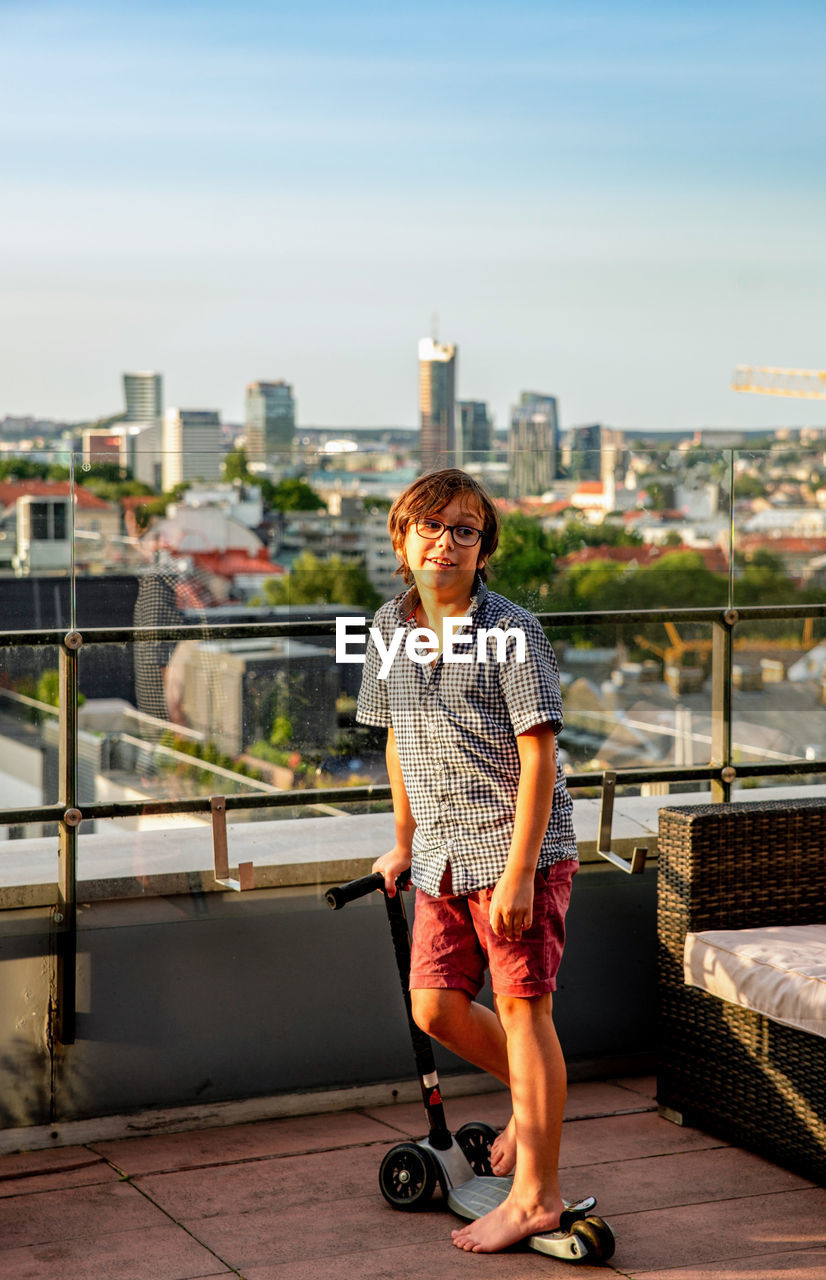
[495,991,552,1029]
[411,987,464,1042]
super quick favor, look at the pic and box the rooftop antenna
[431,311,439,343]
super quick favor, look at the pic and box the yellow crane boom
[731,365,826,400]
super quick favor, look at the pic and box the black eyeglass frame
[413,517,484,548]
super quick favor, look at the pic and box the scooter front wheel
[379,1142,438,1211]
[569,1216,616,1263]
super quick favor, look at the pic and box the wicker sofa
[657,797,826,1185]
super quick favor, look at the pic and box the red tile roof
[0,480,115,511]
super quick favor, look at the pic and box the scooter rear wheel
[379,1142,438,1211]
[455,1121,499,1176]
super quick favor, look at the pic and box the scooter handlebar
[325,872,385,910]
[325,870,410,910]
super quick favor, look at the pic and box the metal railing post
[710,611,737,803]
[54,629,83,1045]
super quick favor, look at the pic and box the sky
[2,0,826,433]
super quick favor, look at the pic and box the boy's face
[400,495,487,594]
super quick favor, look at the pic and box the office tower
[245,380,296,462]
[561,423,603,480]
[459,400,492,463]
[418,338,456,470]
[508,392,559,498]
[162,409,222,491]
[123,371,163,423]
[123,372,163,488]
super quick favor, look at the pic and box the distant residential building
[277,498,398,596]
[245,380,295,463]
[508,393,558,498]
[162,410,222,491]
[459,400,492,464]
[82,425,131,471]
[419,339,457,470]
[0,480,121,573]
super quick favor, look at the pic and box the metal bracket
[596,771,648,875]
[210,796,254,891]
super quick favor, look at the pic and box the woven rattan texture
[657,799,826,1185]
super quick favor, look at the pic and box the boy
[356,468,578,1254]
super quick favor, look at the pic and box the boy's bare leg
[411,988,519,1173]
[452,993,567,1253]
[410,988,510,1082]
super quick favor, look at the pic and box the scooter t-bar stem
[325,872,384,910]
[325,871,452,1150]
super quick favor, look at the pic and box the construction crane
[731,365,826,399]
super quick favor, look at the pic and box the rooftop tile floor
[1,1077,823,1279]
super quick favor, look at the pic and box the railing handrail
[2,600,826,648]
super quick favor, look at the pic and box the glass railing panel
[0,643,63,849]
[541,618,715,785]
[729,615,826,793]
[731,444,826,611]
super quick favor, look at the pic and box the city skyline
[2,0,826,432]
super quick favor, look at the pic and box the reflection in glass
[0,644,63,835]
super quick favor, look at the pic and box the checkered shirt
[356,579,578,896]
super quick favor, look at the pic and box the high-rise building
[458,400,492,464]
[508,392,559,498]
[418,339,456,470]
[123,371,163,423]
[122,372,163,488]
[561,423,603,480]
[162,409,222,492]
[245,380,295,463]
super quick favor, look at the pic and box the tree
[268,477,326,511]
[488,514,558,605]
[259,551,381,609]
[223,448,250,483]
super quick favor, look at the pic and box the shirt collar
[395,574,488,623]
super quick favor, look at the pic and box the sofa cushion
[684,925,826,1039]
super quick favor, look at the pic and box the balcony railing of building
[3,600,826,1045]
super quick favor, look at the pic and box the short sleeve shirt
[356,578,578,896]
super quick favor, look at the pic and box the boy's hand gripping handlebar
[325,871,410,910]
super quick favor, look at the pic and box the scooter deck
[448,1177,601,1260]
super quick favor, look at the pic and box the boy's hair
[388,468,501,584]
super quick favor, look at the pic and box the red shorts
[409,860,578,1000]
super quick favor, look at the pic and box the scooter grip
[325,872,385,910]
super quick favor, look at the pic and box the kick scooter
[326,872,615,1264]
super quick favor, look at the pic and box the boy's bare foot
[490,1115,516,1175]
[451,1193,563,1253]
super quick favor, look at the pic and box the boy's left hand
[489,871,535,941]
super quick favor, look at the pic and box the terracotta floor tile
[0,1224,235,1280]
[578,1145,812,1218]
[241,1234,611,1279]
[614,1074,658,1101]
[565,1080,657,1120]
[137,1143,385,1222]
[604,1188,826,1274]
[0,1149,120,1198]
[633,1247,826,1279]
[559,1110,724,1171]
[0,1147,103,1181]
[90,1109,393,1176]
[184,1190,455,1270]
[0,1181,167,1250]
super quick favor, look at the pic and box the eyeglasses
[414,517,483,548]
